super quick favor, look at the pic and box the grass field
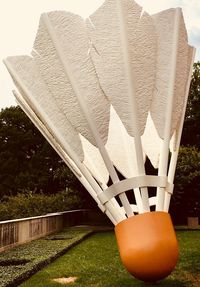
[20,231,200,287]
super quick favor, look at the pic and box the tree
[182,62,200,148]
[0,106,78,198]
[170,146,200,224]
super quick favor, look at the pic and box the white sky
[0,0,199,109]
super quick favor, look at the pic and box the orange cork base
[115,211,179,282]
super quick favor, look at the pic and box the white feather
[87,0,157,212]
[151,8,193,140]
[32,11,110,146]
[106,106,138,178]
[4,56,84,161]
[142,113,162,169]
[170,46,195,151]
[80,134,109,185]
[87,0,156,136]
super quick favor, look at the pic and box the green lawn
[20,231,200,287]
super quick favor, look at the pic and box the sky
[0,0,199,109]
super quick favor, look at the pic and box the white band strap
[97,175,174,205]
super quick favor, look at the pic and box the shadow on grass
[116,278,187,287]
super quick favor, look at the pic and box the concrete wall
[187,217,199,228]
[0,209,111,252]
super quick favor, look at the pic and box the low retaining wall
[0,209,111,252]
[187,217,199,228]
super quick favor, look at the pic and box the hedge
[0,189,82,221]
[0,227,93,287]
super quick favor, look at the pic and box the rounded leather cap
[115,211,179,282]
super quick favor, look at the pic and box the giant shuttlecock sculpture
[4,0,195,282]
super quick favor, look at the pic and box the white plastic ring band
[97,175,173,205]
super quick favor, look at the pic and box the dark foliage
[182,62,200,148]
[170,146,200,224]
[0,106,64,197]
[0,107,91,197]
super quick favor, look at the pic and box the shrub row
[0,146,199,222]
[0,189,82,221]
[0,227,93,287]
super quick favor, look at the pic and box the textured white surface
[80,134,109,185]
[142,113,162,169]
[14,90,82,178]
[106,106,138,178]
[32,11,110,146]
[5,56,84,161]
[87,0,156,136]
[151,8,193,140]
[170,45,194,151]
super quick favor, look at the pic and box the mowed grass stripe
[20,231,200,287]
